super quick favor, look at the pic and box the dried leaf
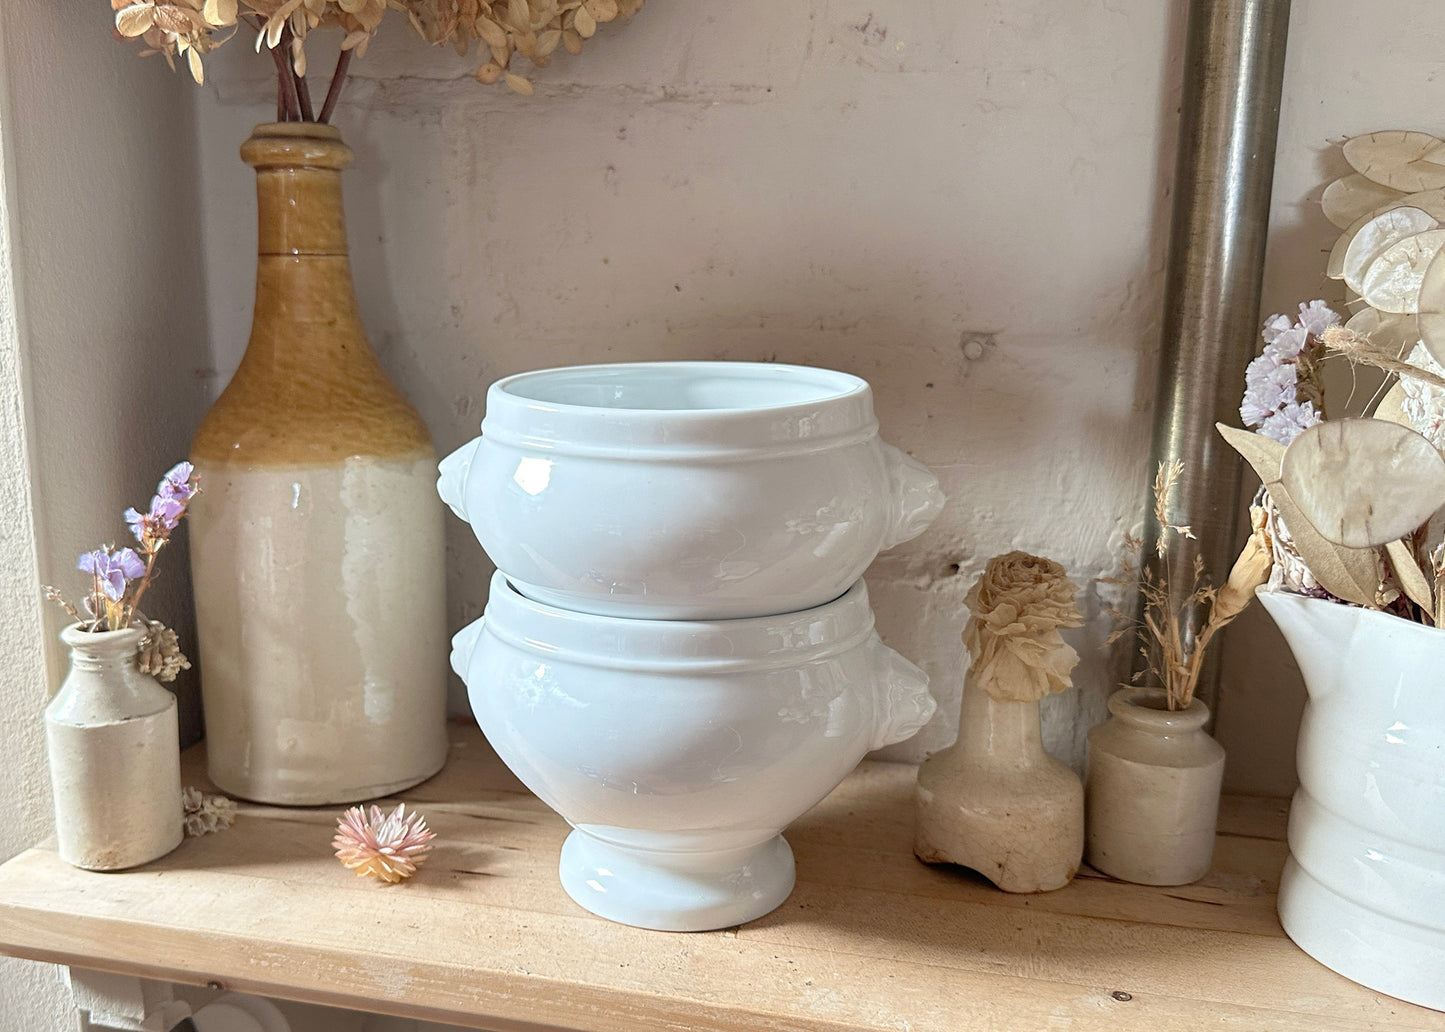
[202,0,237,26]
[1342,206,1437,294]
[115,4,156,37]
[1280,418,1445,547]
[535,27,561,57]
[561,27,582,53]
[291,35,306,76]
[1321,173,1405,230]
[476,16,508,49]
[1216,422,1284,485]
[1362,228,1445,314]
[574,2,596,37]
[1344,130,1445,193]
[187,45,203,83]
[508,0,531,32]
[504,71,533,94]
[1216,422,1382,606]
[1385,538,1434,613]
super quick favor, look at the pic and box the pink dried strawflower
[332,802,436,884]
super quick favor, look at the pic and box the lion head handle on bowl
[867,636,937,750]
[879,442,947,551]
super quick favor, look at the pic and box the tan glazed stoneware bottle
[188,123,448,805]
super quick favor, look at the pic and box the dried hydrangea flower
[137,619,192,682]
[333,802,436,883]
[182,786,237,836]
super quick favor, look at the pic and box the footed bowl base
[559,829,795,932]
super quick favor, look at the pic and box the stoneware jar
[188,123,448,805]
[45,624,183,871]
[1084,687,1225,886]
[1260,590,1445,1011]
[437,361,945,619]
[915,679,1083,892]
[451,572,936,931]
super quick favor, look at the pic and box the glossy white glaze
[453,573,935,930]
[437,362,945,619]
[1260,590,1445,1012]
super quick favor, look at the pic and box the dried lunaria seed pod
[182,786,238,836]
[1279,418,1445,549]
[333,802,436,883]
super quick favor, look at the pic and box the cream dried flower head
[333,802,436,883]
[963,551,1083,703]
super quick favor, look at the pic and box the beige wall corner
[0,0,210,1026]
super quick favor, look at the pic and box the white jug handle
[868,634,936,750]
[437,437,482,522]
[450,615,486,680]
[879,443,946,550]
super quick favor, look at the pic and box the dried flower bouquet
[110,0,645,109]
[44,461,199,680]
[1218,131,1445,630]
[1104,463,1271,712]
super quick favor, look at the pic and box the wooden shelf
[0,724,1440,1032]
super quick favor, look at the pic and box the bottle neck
[256,166,349,257]
[957,676,1047,764]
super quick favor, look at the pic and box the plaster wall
[187,1,1445,798]
[193,0,1180,776]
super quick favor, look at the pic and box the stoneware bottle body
[188,123,447,805]
[915,677,1083,892]
[1084,687,1224,885]
[46,624,183,870]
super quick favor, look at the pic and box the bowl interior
[499,363,864,413]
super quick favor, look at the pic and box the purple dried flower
[124,495,186,542]
[78,547,146,602]
[1240,352,1300,430]
[1258,400,1322,444]
[159,462,196,503]
[1260,313,1293,344]
[1267,325,1310,360]
[1296,299,1342,337]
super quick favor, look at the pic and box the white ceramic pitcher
[1259,590,1445,1012]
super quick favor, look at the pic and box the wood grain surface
[0,725,1438,1032]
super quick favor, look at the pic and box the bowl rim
[477,571,878,671]
[491,361,869,417]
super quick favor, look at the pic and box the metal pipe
[1141,0,1291,715]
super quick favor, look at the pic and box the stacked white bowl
[438,361,944,931]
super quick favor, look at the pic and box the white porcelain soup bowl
[452,571,936,931]
[436,361,945,619]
